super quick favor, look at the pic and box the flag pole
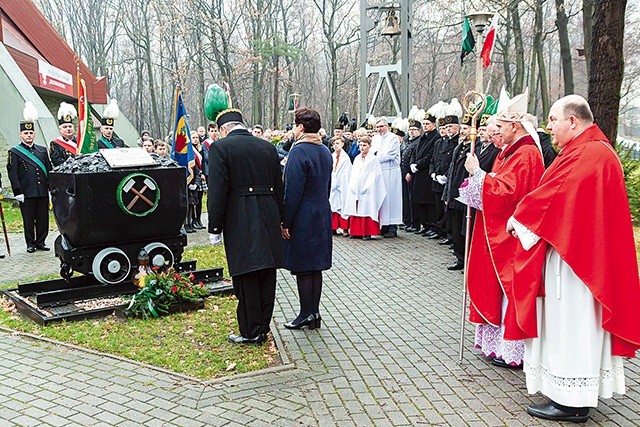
[459,91,486,362]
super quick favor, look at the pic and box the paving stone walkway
[0,229,638,426]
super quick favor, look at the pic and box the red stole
[467,135,545,340]
[512,124,640,357]
[53,136,77,155]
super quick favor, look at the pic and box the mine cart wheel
[60,262,73,280]
[92,247,132,284]
[143,242,175,269]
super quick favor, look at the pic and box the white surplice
[343,153,387,221]
[329,150,352,219]
[372,131,403,225]
[510,218,626,408]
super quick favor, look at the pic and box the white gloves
[188,184,197,190]
[209,233,222,246]
[15,194,25,203]
[431,173,436,181]
[410,164,418,174]
[436,175,447,185]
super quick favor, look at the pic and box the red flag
[481,16,498,68]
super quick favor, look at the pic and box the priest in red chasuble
[458,89,545,369]
[507,94,640,423]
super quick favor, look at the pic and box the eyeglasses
[376,125,386,128]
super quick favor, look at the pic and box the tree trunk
[583,0,595,76]
[555,0,574,94]
[509,1,525,94]
[588,0,627,145]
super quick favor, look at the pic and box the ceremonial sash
[194,148,202,169]
[203,138,212,150]
[11,145,48,177]
[53,137,77,154]
[99,136,115,149]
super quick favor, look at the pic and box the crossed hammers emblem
[123,177,157,210]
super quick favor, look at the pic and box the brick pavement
[0,229,639,426]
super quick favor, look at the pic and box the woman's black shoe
[314,313,322,329]
[284,314,316,330]
[193,219,205,229]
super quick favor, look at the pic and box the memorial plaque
[101,148,158,168]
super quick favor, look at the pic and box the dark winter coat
[538,132,558,168]
[49,138,76,167]
[429,134,458,193]
[282,136,333,273]
[207,128,284,276]
[410,130,440,204]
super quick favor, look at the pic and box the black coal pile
[54,152,178,173]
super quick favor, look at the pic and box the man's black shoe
[405,227,418,232]
[447,261,464,271]
[36,245,50,251]
[26,247,36,253]
[0,254,5,259]
[423,230,438,238]
[427,233,441,239]
[438,238,452,245]
[227,333,267,345]
[383,231,397,238]
[526,401,589,423]
[491,357,522,369]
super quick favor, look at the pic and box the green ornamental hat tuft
[204,84,229,121]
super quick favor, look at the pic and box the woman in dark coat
[281,108,333,330]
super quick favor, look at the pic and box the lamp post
[466,11,494,93]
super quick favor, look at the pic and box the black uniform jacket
[49,137,76,167]
[429,134,458,193]
[97,136,126,149]
[7,142,52,198]
[207,128,285,276]
[476,142,500,173]
[410,130,440,204]
[443,140,471,210]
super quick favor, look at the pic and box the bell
[381,11,401,37]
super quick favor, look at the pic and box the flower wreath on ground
[126,267,210,319]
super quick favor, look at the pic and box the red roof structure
[0,0,107,104]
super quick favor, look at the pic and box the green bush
[617,145,640,223]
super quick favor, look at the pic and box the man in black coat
[207,108,284,345]
[409,113,440,235]
[50,103,77,167]
[7,120,52,253]
[97,117,126,149]
[442,114,473,270]
[400,131,417,230]
[428,118,458,241]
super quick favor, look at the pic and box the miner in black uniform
[97,100,126,149]
[442,113,474,270]
[400,118,418,230]
[7,106,52,253]
[50,102,77,167]
[428,116,458,242]
[207,108,284,345]
[409,111,440,236]
[475,113,500,174]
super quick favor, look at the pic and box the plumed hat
[100,99,120,126]
[20,101,38,131]
[57,102,77,126]
[204,84,229,121]
[408,106,426,128]
[444,98,462,125]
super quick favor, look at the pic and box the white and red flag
[481,15,498,69]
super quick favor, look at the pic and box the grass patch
[0,199,56,232]
[0,244,280,379]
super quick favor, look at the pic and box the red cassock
[512,124,640,357]
[468,135,545,339]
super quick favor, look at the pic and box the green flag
[460,17,476,65]
[77,78,98,154]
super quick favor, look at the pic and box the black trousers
[449,208,465,263]
[412,203,437,230]
[432,193,446,235]
[20,197,48,248]
[402,180,412,225]
[232,268,276,338]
